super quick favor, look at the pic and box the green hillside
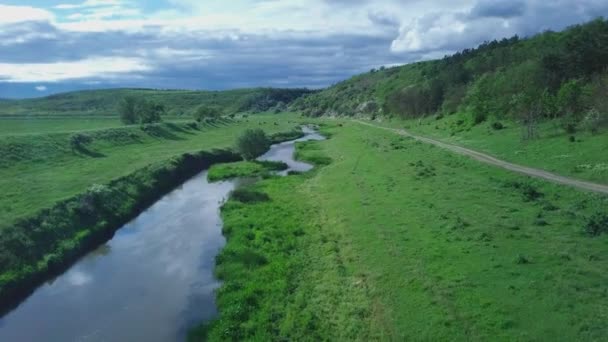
[293,18,608,131]
[0,88,314,117]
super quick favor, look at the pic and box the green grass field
[199,120,608,340]
[0,114,300,229]
[372,113,608,184]
[0,117,124,136]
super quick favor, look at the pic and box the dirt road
[355,120,608,195]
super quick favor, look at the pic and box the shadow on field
[141,124,185,141]
[74,145,106,158]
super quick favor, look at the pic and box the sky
[0,0,607,98]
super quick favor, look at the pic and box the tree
[69,133,92,152]
[194,105,222,122]
[236,129,271,160]
[119,96,139,124]
[137,101,165,124]
[118,97,164,124]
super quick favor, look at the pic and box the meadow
[0,117,124,136]
[383,113,608,184]
[0,114,300,229]
[196,120,608,340]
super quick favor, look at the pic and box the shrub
[491,122,504,130]
[194,105,223,122]
[515,254,530,264]
[69,133,93,151]
[583,212,608,236]
[230,189,270,203]
[236,129,271,160]
[521,183,544,202]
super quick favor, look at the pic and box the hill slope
[293,18,608,132]
[0,88,314,117]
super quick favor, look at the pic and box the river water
[0,126,324,342]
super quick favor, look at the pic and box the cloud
[0,57,151,83]
[391,0,608,54]
[1,0,608,97]
[0,5,54,24]
[35,85,47,91]
[55,0,124,10]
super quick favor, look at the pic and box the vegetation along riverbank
[193,121,608,340]
[0,115,303,313]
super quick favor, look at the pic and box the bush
[521,184,544,202]
[583,212,608,236]
[236,129,271,160]
[230,189,270,203]
[69,133,93,151]
[491,122,504,130]
[194,105,223,122]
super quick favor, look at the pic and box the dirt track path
[355,120,608,195]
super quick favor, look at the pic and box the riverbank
[195,120,608,340]
[0,148,241,313]
[0,120,303,315]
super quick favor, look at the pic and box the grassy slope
[202,120,608,340]
[0,114,300,228]
[373,114,608,184]
[0,117,126,136]
[291,20,608,184]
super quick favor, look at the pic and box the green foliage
[269,129,304,144]
[229,188,270,203]
[236,129,271,160]
[207,160,288,182]
[119,96,139,124]
[297,18,608,124]
[69,133,93,151]
[583,212,608,236]
[118,96,165,124]
[193,105,222,122]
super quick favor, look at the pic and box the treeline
[294,18,608,133]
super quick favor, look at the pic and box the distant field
[0,88,312,117]
[0,113,301,228]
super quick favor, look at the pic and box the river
[0,126,324,342]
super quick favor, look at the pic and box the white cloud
[55,0,124,10]
[0,57,151,83]
[35,85,48,91]
[0,5,54,24]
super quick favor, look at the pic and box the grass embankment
[0,117,125,136]
[207,160,288,182]
[0,149,240,312]
[196,121,608,340]
[0,114,300,227]
[377,113,608,184]
[0,114,302,312]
